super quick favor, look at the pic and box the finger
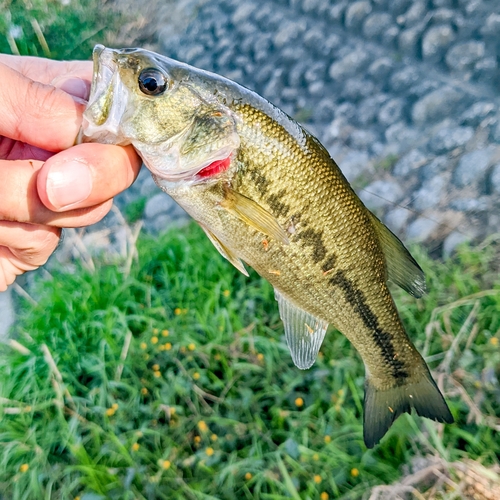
[0,54,92,85]
[0,221,60,292]
[0,62,86,151]
[0,158,114,228]
[38,143,142,211]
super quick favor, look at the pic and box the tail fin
[363,370,453,448]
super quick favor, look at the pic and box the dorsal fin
[274,289,328,369]
[367,212,426,298]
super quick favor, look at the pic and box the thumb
[0,62,85,152]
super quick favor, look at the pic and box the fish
[80,44,454,447]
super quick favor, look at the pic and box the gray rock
[329,49,370,81]
[382,26,401,48]
[312,98,336,123]
[412,174,447,211]
[446,41,486,72]
[400,1,428,28]
[393,149,427,177]
[490,164,500,194]
[344,1,372,31]
[358,94,390,126]
[449,197,489,212]
[378,98,405,127]
[231,4,256,26]
[0,289,14,340]
[348,129,379,150]
[420,156,449,181]
[406,217,440,242]
[442,231,471,257]
[432,0,453,7]
[398,22,426,57]
[431,8,457,25]
[474,57,498,83]
[327,1,347,24]
[338,150,370,183]
[359,180,403,211]
[389,0,412,16]
[273,20,306,48]
[460,102,496,127]
[428,126,474,154]
[341,78,375,102]
[422,25,455,62]
[304,61,327,85]
[362,13,394,39]
[334,102,357,122]
[390,67,420,93]
[384,122,420,152]
[480,13,500,37]
[412,87,464,126]
[384,207,411,234]
[367,57,395,82]
[452,147,496,188]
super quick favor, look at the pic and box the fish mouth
[80,45,131,145]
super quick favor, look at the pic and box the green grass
[0,224,499,499]
[0,0,120,60]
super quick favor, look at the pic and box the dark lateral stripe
[296,227,327,263]
[329,270,408,380]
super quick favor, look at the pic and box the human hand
[0,54,142,291]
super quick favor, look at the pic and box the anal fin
[367,211,426,298]
[274,289,328,370]
[220,187,289,245]
[363,367,454,448]
[199,223,249,277]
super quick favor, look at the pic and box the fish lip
[147,152,235,183]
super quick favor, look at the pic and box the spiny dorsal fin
[367,211,426,298]
[220,187,290,245]
[198,223,249,277]
[363,367,454,448]
[274,289,328,369]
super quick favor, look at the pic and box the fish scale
[81,44,453,447]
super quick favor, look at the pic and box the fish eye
[138,68,168,96]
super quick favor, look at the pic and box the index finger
[0,54,92,84]
[0,62,86,152]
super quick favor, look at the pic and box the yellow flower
[257,353,264,361]
[210,434,218,442]
[324,435,331,444]
[222,289,230,297]
[205,447,214,456]
[162,329,169,337]
[174,308,182,315]
[194,436,201,444]
[214,353,221,361]
[188,343,196,351]
[140,342,147,350]
[320,493,329,500]
[314,474,322,484]
[164,342,172,350]
[245,472,252,480]
[112,403,119,410]
[337,389,344,397]
[159,344,165,351]
[490,337,498,346]
[351,468,359,478]
[144,354,150,360]
[152,364,160,371]
[151,336,159,345]
[162,460,171,470]
[19,464,29,473]
[170,407,176,415]
[23,405,32,413]
[153,370,161,378]
[193,372,200,380]
[105,408,115,417]
[313,453,320,461]
[295,397,304,407]
[198,420,208,432]
[132,443,140,451]
[136,431,143,437]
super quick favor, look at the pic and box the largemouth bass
[81,45,453,447]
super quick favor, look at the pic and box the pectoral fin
[367,212,426,298]
[274,289,328,369]
[199,223,249,277]
[221,187,289,244]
